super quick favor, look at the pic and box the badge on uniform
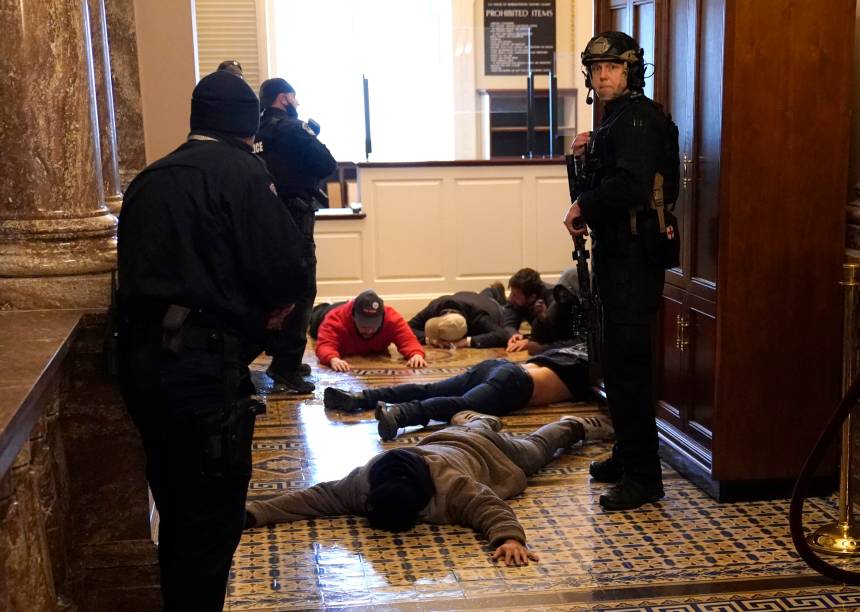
[301,122,316,136]
[666,225,675,240]
[269,183,278,196]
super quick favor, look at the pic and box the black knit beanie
[366,449,434,533]
[190,71,259,136]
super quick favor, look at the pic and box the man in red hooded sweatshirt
[315,290,427,372]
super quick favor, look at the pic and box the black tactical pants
[594,241,664,487]
[267,292,315,374]
[267,209,317,374]
[119,323,257,612]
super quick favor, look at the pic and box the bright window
[270,0,455,162]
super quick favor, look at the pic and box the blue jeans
[363,359,534,426]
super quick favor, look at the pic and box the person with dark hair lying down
[244,412,612,566]
[507,267,584,355]
[324,344,591,441]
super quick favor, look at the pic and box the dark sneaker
[375,402,404,441]
[589,456,623,483]
[267,368,315,394]
[324,387,367,413]
[489,281,506,304]
[598,477,664,511]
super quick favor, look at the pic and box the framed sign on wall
[483,0,557,75]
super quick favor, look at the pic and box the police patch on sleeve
[301,122,316,136]
[269,183,278,196]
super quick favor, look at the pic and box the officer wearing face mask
[562,31,679,511]
[255,78,336,394]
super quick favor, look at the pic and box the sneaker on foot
[323,387,367,413]
[375,402,404,441]
[489,281,506,304]
[451,410,502,432]
[561,414,614,442]
[266,368,315,394]
[589,456,623,483]
[598,477,664,511]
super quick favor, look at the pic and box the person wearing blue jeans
[324,345,591,440]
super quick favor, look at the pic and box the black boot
[598,476,664,511]
[375,403,405,441]
[266,366,315,394]
[589,456,623,483]
[324,387,367,413]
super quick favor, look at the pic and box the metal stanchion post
[808,262,860,555]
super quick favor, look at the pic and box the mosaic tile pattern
[226,345,852,611]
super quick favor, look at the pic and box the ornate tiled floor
[225,346,854,611]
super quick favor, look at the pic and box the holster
[199,396,266,478]
[161,304,191,353]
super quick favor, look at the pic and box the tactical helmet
[581,31,645,92]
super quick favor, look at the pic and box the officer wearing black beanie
[191,69,259,136]
[117,71,314,611]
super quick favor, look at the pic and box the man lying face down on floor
[245,412,612,566]
[324,343,591,441]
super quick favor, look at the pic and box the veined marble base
[0,273,113,310]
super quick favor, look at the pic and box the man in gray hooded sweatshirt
[245,412,612,566]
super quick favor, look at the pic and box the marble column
[104,0,146,190]
[0,0,118,309]
[89,0,123,215]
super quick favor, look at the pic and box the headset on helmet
[581,31,645,104]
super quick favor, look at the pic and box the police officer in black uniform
[255,78,336,393]
[117,71,313,610]
[563,32,675,511]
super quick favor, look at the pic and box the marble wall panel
[6,443,56,612]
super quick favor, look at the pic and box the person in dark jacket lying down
[244,411,613,566]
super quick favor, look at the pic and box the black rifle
[565,153,601,367]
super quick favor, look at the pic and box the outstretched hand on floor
[330,357,351,372]
[406,354,427,368]
[492,539,539,566]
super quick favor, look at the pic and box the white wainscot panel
[374,180,444,280]
[536,177,578,274]
[453,179,523,276]
[316,232,363,282]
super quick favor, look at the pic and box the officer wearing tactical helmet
[563,31,678,511]
[256,78,336,394]
[118,70,313,609]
